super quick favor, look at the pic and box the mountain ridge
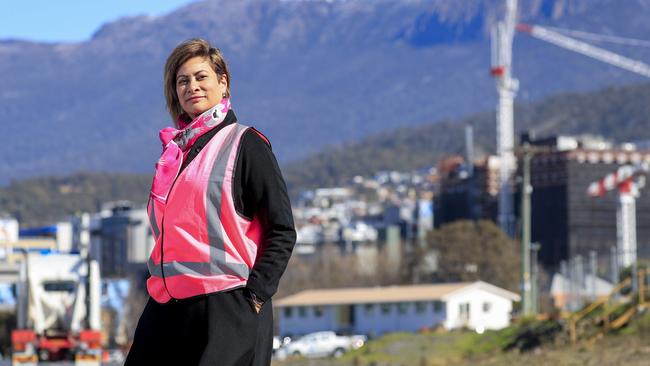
[1,0,649,184]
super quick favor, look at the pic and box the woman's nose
[188,79,201,92]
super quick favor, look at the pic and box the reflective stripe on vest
[145,123,264,303]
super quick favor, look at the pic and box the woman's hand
[245,288,264,313]
[251,299,263,314]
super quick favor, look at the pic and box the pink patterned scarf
[150,98,232,203]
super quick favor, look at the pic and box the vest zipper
[159,167,185,302]
[159,216,176,301]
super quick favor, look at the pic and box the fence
[557,247,649,312]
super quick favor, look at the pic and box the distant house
[275,281,520,337]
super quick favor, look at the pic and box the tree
[277,243,404,298]
[421,220,520,291]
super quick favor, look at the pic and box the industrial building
[523,135,650,269]
[434,155,499,227]
[432,133,650,272]
[92,201,153,278]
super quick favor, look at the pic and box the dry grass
[273,312,650,366]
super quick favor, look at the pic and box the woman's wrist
[246,288,264,313]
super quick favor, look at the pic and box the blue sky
[0,0,198,43]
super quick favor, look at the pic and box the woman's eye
[197,75,206,80]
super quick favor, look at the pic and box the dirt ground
[272,329,650,366]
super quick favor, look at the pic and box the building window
[483,302,491,313]
[314,306,324,317]
[284,307,293,318]
[397,303,409,314]
[364,303,375,315]
[298,306,307,318]
[415,302,427,313]
[433,300,443,313]
[381,303,391,314]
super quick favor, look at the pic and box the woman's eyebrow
[177,69,209,80]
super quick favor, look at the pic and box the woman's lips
[187,96,204,103]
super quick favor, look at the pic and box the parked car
[273,336,291,354]
[276,331,366,359]
[107,349,125,363]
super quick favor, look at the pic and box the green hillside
[284,82,650,191]
[3,82,650,225]
[0,172,151,227]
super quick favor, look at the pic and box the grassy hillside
[284,82,650,192]
[0,172,151,226]
[274,311,650,366]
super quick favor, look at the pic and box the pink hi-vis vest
[146,123,264,303]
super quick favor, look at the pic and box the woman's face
[176,56,228,119]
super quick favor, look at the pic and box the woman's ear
[219,74,228,87]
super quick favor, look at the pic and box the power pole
[576,255,584,309]
[610,246,619,285]
[465,125,479,221]
[589,250,597,301]
[531,242,541,315]
[520,143,533,315]
[465,125,475,178]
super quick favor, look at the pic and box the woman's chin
[188,108,208,119]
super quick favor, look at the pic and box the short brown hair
[163,38,231,125]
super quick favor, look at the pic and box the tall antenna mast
[491,0,519,236]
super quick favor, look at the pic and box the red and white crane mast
[588,164,648,267]
[491,0,519,236]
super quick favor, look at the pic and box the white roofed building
[275,281,520,337]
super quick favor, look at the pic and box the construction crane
[492,0,650,315]
[587,163,649,268]
[518,20,650,293]
[492,11,650,237]
[493,12,650,239]
[490,0,519,237]
[516,23,650,78]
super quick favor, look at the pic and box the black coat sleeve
[235,129,296,302]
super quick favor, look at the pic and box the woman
[125,39,296,366]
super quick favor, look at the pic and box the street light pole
[521,143,533,316]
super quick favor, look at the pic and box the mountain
[1,0,650,184]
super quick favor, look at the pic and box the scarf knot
[150,99,232,203]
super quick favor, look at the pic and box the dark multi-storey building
[435,155,499,227]
[523,135,650,269]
